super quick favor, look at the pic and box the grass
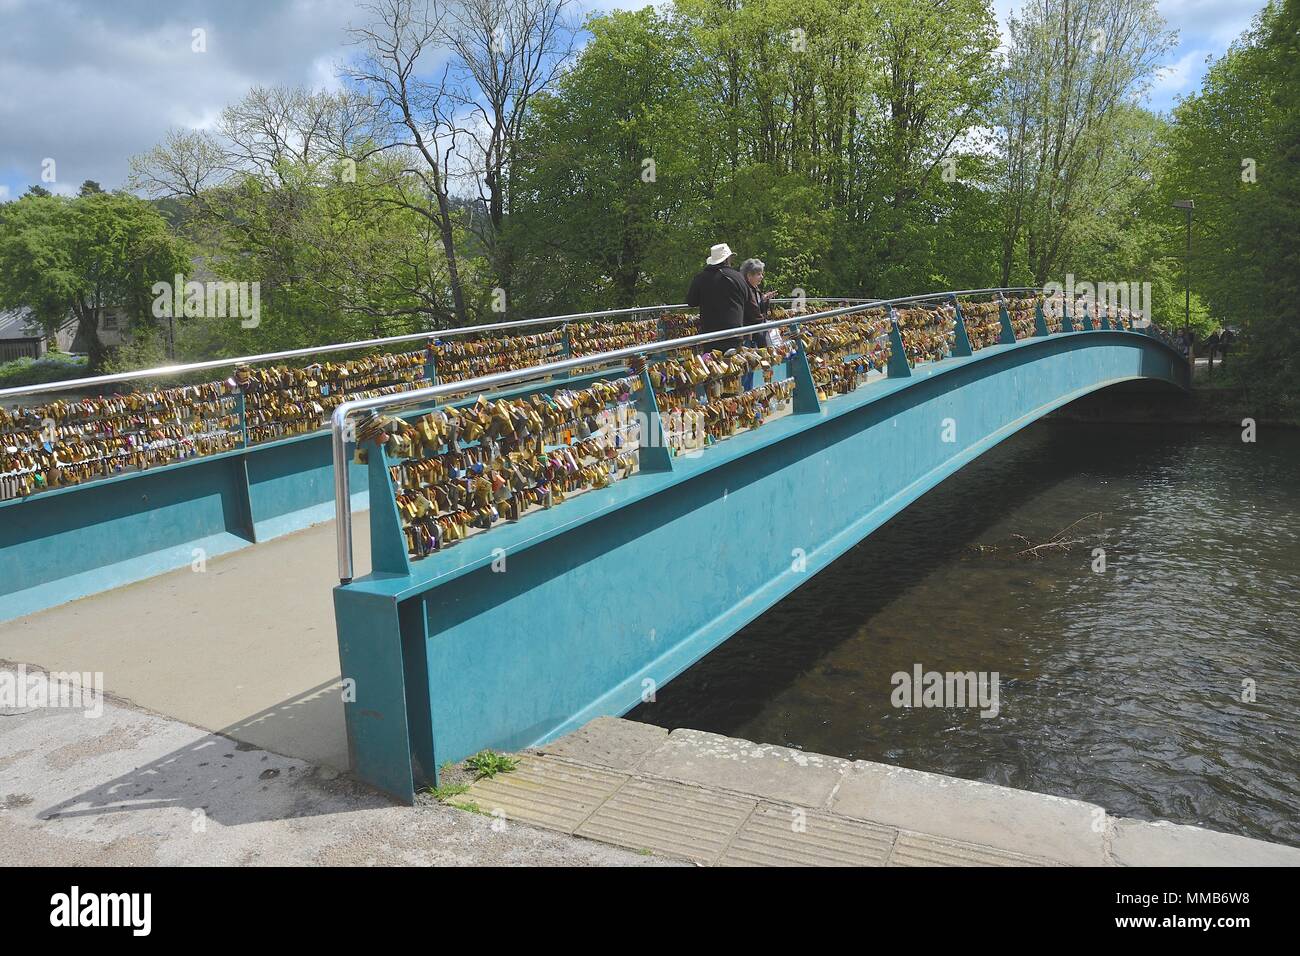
[464,750,519,779]
[426,782,469,802]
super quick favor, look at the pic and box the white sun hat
[706,243,733,265]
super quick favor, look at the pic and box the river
[629,420,1300,847]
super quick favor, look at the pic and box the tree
[1162,0,1299,405]
[130,86,459,350]
[0,191,189,371]
[348,0,473,323]
[508,8,710,310]
[445,0,576,293]
[995,0,1176,286]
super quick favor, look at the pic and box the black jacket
[686,264,748,334]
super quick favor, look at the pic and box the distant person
[686,243,748,352]
[739,258,775,388]
[1219,327,1235,368]
[740,258,776,346]
[1204,329,1221,375]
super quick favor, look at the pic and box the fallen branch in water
[967,513,1104,560]
[1013,512,1103,559]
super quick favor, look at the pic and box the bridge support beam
[790,332,822,415]
[886,310,911,378]
[950,298,974,357]
[998,301,1017,344]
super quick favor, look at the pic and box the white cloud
[1151,48,1209,99]
[1158,0,1268,46]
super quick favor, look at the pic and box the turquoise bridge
[328,291,1190,802]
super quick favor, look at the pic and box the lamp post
[1172,199,1194,339]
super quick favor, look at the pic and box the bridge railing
[0,296,901,496]
[0,287,1044,503]
[327,286,1092,582]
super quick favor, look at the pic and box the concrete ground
[466,718,1300,867]
[5,664,1297,866]
[0,666,668,866]
[0,516,361,770]
[4,513,1297,867]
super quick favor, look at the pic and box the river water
[629,421,1300,847]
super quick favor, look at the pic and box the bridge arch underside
[334,332,1187,801]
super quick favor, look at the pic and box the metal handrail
[0,288,1048,402]
[329,286,1047,582]
[0,302,692,401]
[0,290,1046,402]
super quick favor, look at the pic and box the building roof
[0,307,42,340]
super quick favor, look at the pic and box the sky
[0,0,1273,202]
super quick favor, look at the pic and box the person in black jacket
[686,243,748,352]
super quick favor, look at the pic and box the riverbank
[1047,376,1298,427]
[461,718,1300,866]
[7,672,1294,866]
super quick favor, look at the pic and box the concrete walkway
[5,665,1297,867]
[0,666,666,866]
[0,516,361,770]
[464,718,1300,867]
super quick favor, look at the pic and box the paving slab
[461,756,628,834]
[0,516,369,770]
[832,760,1108,866]
[636,727,852,807]
[0,668,663,867]
[533,716,669,772]
[1109,817,1300,867]
[718,802,897,867]
[889,831,1057,867]
[576,777,756,864]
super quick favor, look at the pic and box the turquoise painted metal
[0,429,371,623]
[997,300,1016,345]
[0,362,622,623]
[331,326,1189,802]
[1034,301,1050,337]
[950,296,973,357]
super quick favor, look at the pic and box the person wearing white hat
[686,242,748,351]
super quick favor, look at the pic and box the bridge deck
[0,515,366,769]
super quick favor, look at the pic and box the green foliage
[507,0,1002,307]
[0,190,189,371]
[1161,0,1300,408]
[0,354,88,388]
[16,0,1289,406]
[464,750,520,779]
[426,782,470,802]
